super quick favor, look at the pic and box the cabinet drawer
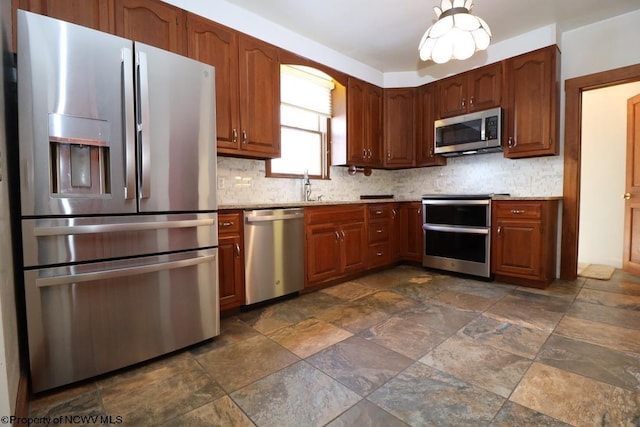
[368,221,389,243]
[367,204,391,220]
[305,205,365,225]
[218,212,242,234]
[494,202,541,219]
[369,242,389,263]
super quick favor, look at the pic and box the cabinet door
[340,221,367,274]
[114,0,186,55]
[401,202,423,262]
[468,62,502,112]
[238,35,281,157]
[364,83,383,167]
[438,74,466,118]
[347,78,367,164]
[383,88,415,168]
[494,219,542,278]
[415,83,446,167]
[186,15,240,152]
[16,0,114,32]
[504,46,559,158]
[306,224,342,285]
[218,234,245,311]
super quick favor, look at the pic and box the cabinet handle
[461,97,466,108]
[392,209,397,218]
[232,128,238,143]
[510,209,525,214]
[469,96,474,106]
[508,137,518,148]
[242,130,248,144]
[341,230,346,240]
[220,221,235,228]
[497,225,502,237]
[363,148,367,158]
[417,208,421,215]
[376,252,383,256]
[387,151,391,159]
[375,210,383,215]
[234,243,240,258]
[376,228,383,233]
[368,149,372,158]
[334,231,340,241]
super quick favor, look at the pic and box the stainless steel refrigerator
[17,10,219,392]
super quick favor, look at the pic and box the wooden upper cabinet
[383,88,415,168]
[438,62,502,118]
[15,0,114,32]
[114,0,186,55]
[347,77,383,167]
[237,35,281,157]
[186,14,240,152]
[504,45,560,158]
[415,83,446,167]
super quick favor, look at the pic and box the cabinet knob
[624,193,632,200]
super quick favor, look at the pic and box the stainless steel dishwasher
[244,208,305,305]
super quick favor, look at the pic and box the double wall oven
[422,194,499,278]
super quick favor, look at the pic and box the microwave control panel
[485,116,499,140]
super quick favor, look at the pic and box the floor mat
[578,263,615,280]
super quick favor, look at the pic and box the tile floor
[28,266,640,426]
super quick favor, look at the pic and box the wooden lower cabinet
[218,211,245,311]
[305,205,367,288]
[492,199,560,288]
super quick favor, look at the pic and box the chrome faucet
[303,170,312,201]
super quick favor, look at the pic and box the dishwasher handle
[245,211,304,223]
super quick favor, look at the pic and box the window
[267,65,334,179]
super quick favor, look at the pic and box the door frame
[561,63,640,280]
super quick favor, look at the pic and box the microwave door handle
[136,49,151,200]
[122,47,136,200]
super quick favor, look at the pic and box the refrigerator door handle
[33,218,216,237]
[136,49,151,200]
[122,47,136,200]
[35,254,216,288]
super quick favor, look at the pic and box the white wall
[578,82,640,267]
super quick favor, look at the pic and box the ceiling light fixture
[418,0,491,64]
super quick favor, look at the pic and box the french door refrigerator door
[134,42,216,213]
[25,248,219,392]
[17,10,136,217]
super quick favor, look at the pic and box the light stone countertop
[219,195,563,210]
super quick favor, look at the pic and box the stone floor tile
[29,386,104,421]
[189,316,261,355]
[161,395,254,427]
[320,281,376,301]
[237,302,308,334]
[352,290,420,315]
[307,336,413,396]
[230,361,360,427]
[429,289,496,312]
[554,316,640,354]
[459,315,551,359]
[326,399,409,427]
[489,401,571,426]
[282,291,346,318]
[266,318,352,358]
[577,287,640,310]
[420,334,531,398]
[399,302,479,335]
[583,277,640,295]
[315,300,391,333]
[195,335,299,393]
[510,362,640,426]
[360,316,448,359]
[484,293,569,332]
[368,362,505,426]
[566,300,640,331]
[537,334,640,392]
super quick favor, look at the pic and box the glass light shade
[418,0,491,64]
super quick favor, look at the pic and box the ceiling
[221,0,640,73]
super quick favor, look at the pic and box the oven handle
[422,199,490,206]
[422,224,489,234]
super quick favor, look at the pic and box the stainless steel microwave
[434,107,502,157]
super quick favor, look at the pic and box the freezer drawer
[24,248,219,392]
[21,213,217,268]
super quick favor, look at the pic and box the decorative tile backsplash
[216,153,564,205]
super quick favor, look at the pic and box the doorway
[578,82,640,269]
[561,64,640,280]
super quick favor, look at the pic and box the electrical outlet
[217,176,225,189]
